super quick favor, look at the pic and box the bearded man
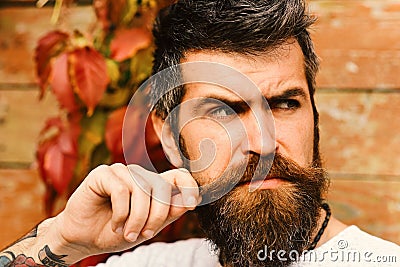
[1,0,399,267]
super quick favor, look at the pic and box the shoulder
[331,225,400,253]
[295,226,400,267]
[96,238,220,267]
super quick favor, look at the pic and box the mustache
[198,153,327,203]
[239,153,324,185]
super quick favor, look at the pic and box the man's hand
[54,163,201,262]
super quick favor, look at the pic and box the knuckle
[96,164,110,171]
[111,162,126,169]
[89,164,109,176]
[86,165,112,183]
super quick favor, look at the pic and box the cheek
[275,113,314,166]
[180,119,234,184]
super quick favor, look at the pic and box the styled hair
[151,0,321,163]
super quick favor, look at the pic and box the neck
[311,207,348,249]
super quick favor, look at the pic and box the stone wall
[0,0,399,248]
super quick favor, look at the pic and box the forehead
[180,40,308,102]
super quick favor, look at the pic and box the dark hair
[151,0,321,163]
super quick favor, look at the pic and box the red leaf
[58,125,80,157]
[118,105,170,171]
[110,28,152,61]
[108,0,128,28]
[37,139,53,185]
[70,47,110,116]
[37,118,80,195]
[50,53,79,112]
[44,143,65,194]
[106,105,148,165]
[105,106,126,160]
[39,117,63,136]
[93,0,111,31]
[43,186,58,216]
[105,105,171,170]
[93,0,129,31]
[35,31,69,98]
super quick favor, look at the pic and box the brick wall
[311,0,400,244]
[0,0,399,248]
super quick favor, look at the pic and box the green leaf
[73,110,108,182]
[90,142,111,169]
[106,59,121,88]
[121,0,139,26]
[98,88,132,108]
[130,46,154,87]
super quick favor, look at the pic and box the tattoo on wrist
[38,245,68,267]
[0,252,44,267]
[0,251,15,266]
[0,245,68,267]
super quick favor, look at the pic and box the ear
[151,111,184,168]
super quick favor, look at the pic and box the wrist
[42,214,92,265]
[0,217,74,267]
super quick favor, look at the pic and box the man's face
[178,41,315,186]
[165,41,327,267]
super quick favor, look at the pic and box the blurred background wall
[0,0,399,248]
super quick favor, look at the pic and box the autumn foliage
[35,0,174,216]
[33,1,208,266]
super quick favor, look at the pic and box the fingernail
[126,232,139,242]
[142,230,154,239]
[115,226,123,235]
[186,196,197,207]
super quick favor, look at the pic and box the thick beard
[195,153,329,267]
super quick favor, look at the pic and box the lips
[237,175,287,187]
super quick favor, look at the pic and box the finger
[86,165,117,198]
[109,183,131,233]
[161,168,201,209]
[168,193,189,221]
[85,165,131,233]
[140,180,172,239]
[150,193,188,236]
[126,165,174,240]
[123,172,151,243]
[108,164,132,233]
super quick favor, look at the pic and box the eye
[209,106,236,119]
[273,99,300,110]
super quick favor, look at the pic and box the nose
[243,108,276,156]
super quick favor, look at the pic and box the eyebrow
[190,87,308,116]
[267,88,307,103]
[191,96,249,116]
